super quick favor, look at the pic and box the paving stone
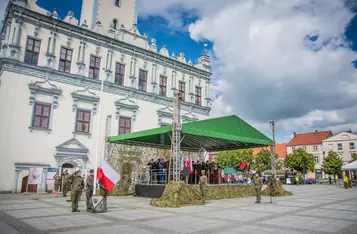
[141,216,230,233]
[55,224,156,234]
[0,221,20,234]
[5,207,69,219]
[101,209,174,221]
[297,208,357,220]
[0,203,55,211]
[219,224,305,234]
[260,215,354,233]
[23,214,112,231]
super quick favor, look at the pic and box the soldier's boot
[103,199,107,210]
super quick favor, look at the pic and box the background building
[0,0,211,192]
[322,130,357,165]
[287,130,333,178]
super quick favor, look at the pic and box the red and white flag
[97,158,120,192]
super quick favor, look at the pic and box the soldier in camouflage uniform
[86,169,94,212]
[253,172,262,204]
[99,181,109,210]
[61,170,70,197]
[71,170,84,212]
[268,176,277,197]
[199,170,208,204]
[66,173,74,202]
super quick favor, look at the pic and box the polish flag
[97,158,120,192]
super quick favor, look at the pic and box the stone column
[46,31,56,67]
[12,19,21,45]
[12,169,21,193]
[171,71,177,94]
[38,168,48,195]
[151,64,157,93]
[205,81,211,106]
[76,41,86,74]
[1,21,11,56]
[105,49,113,81]
[9,19,22,59]
[129,57,137,88]
[48,31,56,54]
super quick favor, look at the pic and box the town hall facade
[0,0,212,192]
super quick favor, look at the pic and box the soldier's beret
[89,169,94,173]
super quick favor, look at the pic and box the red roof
[251,143,287,158]
[287,130,332,146]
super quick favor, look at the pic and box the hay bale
[150,181,203,208]
[262,182,293,196]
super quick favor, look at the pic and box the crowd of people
[146,158,220,184]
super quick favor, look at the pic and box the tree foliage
[352,153,357,161]
[255,150,283,171]
[284,148,315,174]
[216,149,255,169]
[322,151,343,178]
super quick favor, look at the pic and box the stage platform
[135,184,166,198]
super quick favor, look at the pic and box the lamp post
[269,120,276,179]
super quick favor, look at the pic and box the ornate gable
[182,106,199,122]
[115,95,139,120]
[71,86,99,113]
[56,137,88,153]
[28,78,62,107]
[54,138,89,167]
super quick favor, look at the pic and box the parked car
[316,178,330,184]
[304,178,316,184]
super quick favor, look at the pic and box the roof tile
[287,131,332,146]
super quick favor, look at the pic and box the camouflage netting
[262,182,293,196]
[150,181,204,207]
[150,182,257,208]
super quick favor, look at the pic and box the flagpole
[93,76,105,196]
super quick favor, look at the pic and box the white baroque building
[0,0,212,193]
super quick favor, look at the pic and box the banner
[46,168,60,184]
[28,168,43,185]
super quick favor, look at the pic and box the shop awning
[342,160,357,170]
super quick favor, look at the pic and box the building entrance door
[21,176,38,193]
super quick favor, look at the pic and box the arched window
[113,19,118,29]
[115,0,120,7]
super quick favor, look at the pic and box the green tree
[216,149,255,170]
[255,150,283,171]
[352,153,357,161]
[284,148,315,175]
[322,151,343,184]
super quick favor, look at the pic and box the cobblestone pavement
[0,185,356,234]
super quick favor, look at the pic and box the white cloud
[139,0,357,141]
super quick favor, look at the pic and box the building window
[115,0,120,7]
[89,55,101,79]
[115,63,125,86]
[25,38,41,65]
[338,143,343,150]
[313,145,318,151]
[292,147,296,150]
[32,103,51,129]
[179,81,185,101]
[113,19,118,29]
[195,86,201,105]
[59,47,72,73]
[159,76,167,96]
[119,117,131,135]
[75,110,91,133]
[302,146,306,151]
[350,142,355,149]
[314,156,319,164]
[138,70,147,92]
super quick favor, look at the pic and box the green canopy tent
[108,115,274,151]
